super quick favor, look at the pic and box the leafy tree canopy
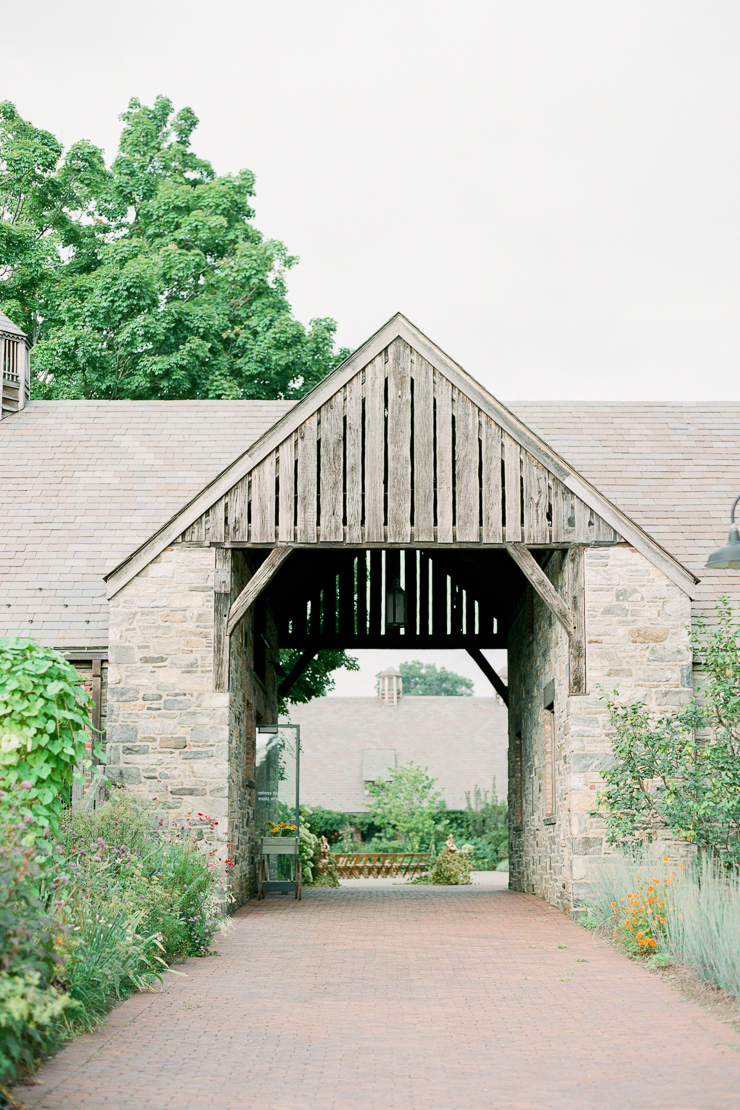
[0,96,348,400]
[397,659,474,697]
[367,762,445,850]
[279,648,359,712]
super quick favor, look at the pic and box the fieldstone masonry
[106,545,279,907]
[508,544,693,912]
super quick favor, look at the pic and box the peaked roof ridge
[105,312,699,599]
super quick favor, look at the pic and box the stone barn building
[2,309,739,912]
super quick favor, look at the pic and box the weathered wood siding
[177,337,619,547]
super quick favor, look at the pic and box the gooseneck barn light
[706,495,740,570]
[385,577,407,630]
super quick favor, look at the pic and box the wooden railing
[334,852,430,879]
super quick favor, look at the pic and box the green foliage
[596,600,740,865]
[0,639,96,830]
[0,97,348,400]
[366,762,444,850]
[0,971,74,1087]
[397,660,474,697]
[428,840,473,885]
[279,649,359,710]
[297,824,318,885]
[300,805,362,844]
[445,784,509,869]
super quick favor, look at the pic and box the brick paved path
[17,884,740,1110]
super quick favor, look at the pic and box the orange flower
[649,939,656,947]
[663,856,669,862]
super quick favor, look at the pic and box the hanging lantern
[706,495,740,570]
[385,577,407,630]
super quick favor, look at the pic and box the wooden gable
[178,336,619,548]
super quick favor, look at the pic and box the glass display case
[255,724,301,898]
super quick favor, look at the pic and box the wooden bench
[334,852,430,879]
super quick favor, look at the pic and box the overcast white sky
[6,1,738,693]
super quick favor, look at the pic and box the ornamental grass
[586,848,740,998]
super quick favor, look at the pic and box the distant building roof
[0,310,27,340]
[290,695,508,811]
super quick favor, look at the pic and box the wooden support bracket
[278,649,317,700]
[226,546,292,638]
[213,547,232,693]
[505,543,586,695]
[466,647,508,706]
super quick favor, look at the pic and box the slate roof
[1,398,738,650]
[0,400,294,649]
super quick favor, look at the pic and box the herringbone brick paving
[17,883,740,1110]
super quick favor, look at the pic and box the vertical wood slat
[386,340,412,543]
[413,356,434,541]
[454,391,479,542]
[364,355,385,542]
[551,478,576,543]
[345,374,363,543]
[356,550,368,636]
[465,588,475,637]
[404,549,417,637]
[418,552,429,636]
[250,453,275,543]
[338,556,354,638]
[210,496,226,543]
[320,392,344,541]
[503,431,522,543]
[369,549,382,635]
[523,453,549,544]
[431,555,447,636]
[296,412,317,542]
[278,435,295,543]
[213,547,232,693]
[567,545,586,695]
[481,417,503,543]
[385,549,401,638]
[229,477,248,541]
[435,372,453,543]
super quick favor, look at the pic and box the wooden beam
[278,649,317,700]
[567,545,586,695]
[278,634,507,650]
[466,648,508,706]
[505,544,573,637]
[226,546,292,637]
[213,547,232,692]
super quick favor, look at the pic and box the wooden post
[567,546,586,695]
[278,649,317,700]
[213,547,232,693]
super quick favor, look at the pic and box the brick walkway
[16,883,740,1110]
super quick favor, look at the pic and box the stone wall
[106,544,232,867]
[508,544,693,913]
[106,543,280,908]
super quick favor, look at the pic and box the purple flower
[23,814,33,824]
[20,780,32,789]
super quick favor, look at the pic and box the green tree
[0,97,348,399]
[279,648,359,711]
[596,599,740,866]
[397,659,474,696]
[366,762,445,850]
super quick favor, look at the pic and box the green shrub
[445,784,508,868]
[0,971,73,1086]
[366,762,444,850]
[427,839,472,885]
[596,599,740,866]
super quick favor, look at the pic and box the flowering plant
[266,822,297,838]
[611,856,684,954]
